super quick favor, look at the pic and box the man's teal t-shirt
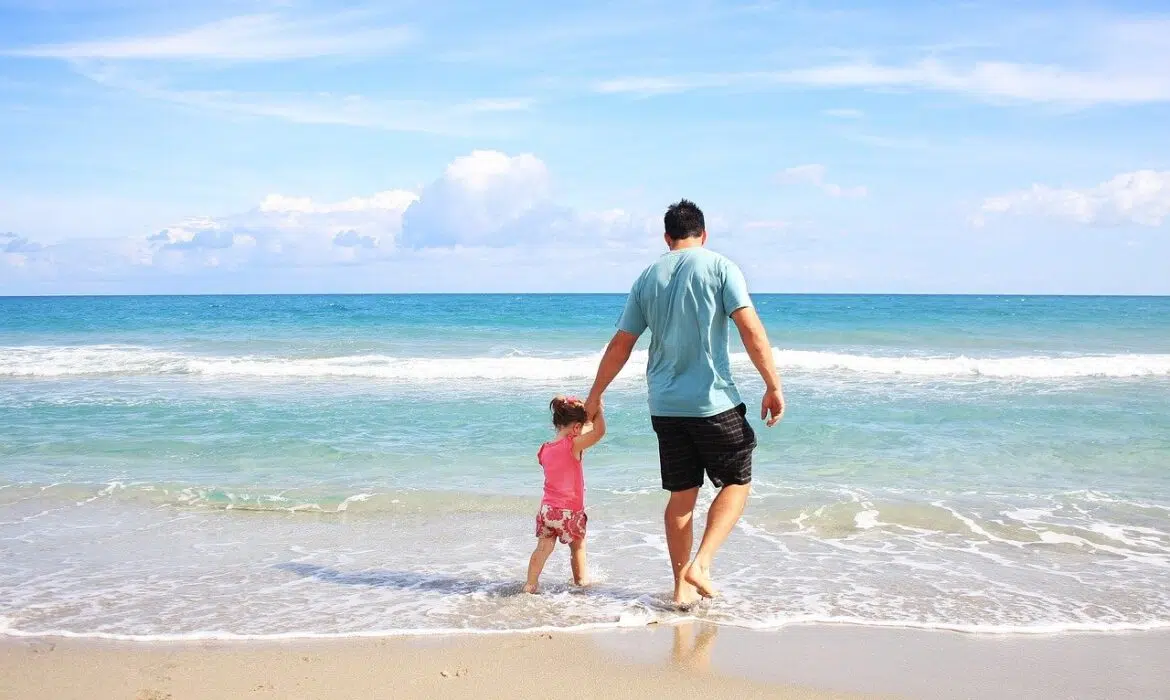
[616,247,753,418]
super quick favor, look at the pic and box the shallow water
[2,294,1168,638]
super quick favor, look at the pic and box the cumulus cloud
[145,150,647,271]
[332,230,378,249]
[778,164,868,198]
[0,150,660,293]
[976,170,1170,227]
[142,187,418,271]
[398,150,553,248]
[2,232,42,254]
[158,224,237,251]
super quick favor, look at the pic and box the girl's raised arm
[572,406,606,458]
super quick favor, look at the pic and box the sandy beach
[4,624,1168,700]
[1,626,871,700]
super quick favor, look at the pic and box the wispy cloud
[596,58,1170,106]
[593,15,1170,109]
[839,131,929,150]
[778,164,867,198]
[74,64,530,136]
[458,98,536,113]
[976,170,1170,227]
[159,89,527,134]
[5,13,414,61]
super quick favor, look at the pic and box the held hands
[584,394,603,422]
[761,387,785,427]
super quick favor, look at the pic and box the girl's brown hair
[550,395,587,428]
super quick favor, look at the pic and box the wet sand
[3,623,1167,700]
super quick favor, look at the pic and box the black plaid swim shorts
[650,403,757,492]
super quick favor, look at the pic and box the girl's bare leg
[524,537,556,593]
[569,537,589,586]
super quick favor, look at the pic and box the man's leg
[652,415,704,608]
[684,483,750,597]
[685,404,757,598]
[665,487,700,607]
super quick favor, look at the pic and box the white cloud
[0,150,658,293]
[138,186,421,272]
[460,98,535,113]
[840,131,929,150]
[165,89,528,136]
[593,15,1170,109]
[2,232,42,253]
[70,63,528,136]
[6,13,414,61]
[259,190,419,215]
[976,170,1170,227]
[171,149,640,266]
[333,230,378,249]
[596,59,1170,105]
[593,76,701,96]
[399,150,554,248]
[778,164,868,198]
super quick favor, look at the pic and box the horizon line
[2,292,1169,300]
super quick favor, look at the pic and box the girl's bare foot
[572,578,591,588]
[523,582,538,594]
[684,562,718,599]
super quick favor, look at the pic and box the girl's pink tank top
[537,436,585,511]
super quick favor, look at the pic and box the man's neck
[667,238,704,252]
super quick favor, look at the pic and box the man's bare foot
[684,562,718,599]
[522,582,538,594]
[673,576,701,610]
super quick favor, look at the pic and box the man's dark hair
[663,199,705,241]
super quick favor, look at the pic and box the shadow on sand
[276,562,515,594]
[275,561,670,607]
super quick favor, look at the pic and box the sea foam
[3,345,1169,381]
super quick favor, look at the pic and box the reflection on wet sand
[671,622,719,672]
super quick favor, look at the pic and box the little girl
[523,395,606,594]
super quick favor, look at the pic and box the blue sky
[1,0,1168,294]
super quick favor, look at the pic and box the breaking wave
[2,345,1170,381]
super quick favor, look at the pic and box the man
[584,199,784,608]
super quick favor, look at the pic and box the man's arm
[584,331,638,420]
[731,307,785,427]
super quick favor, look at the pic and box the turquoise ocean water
[1,294,1169,639]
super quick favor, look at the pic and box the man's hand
[761,387,785,427]
[584,394,602,422]
[732,307,785,427]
